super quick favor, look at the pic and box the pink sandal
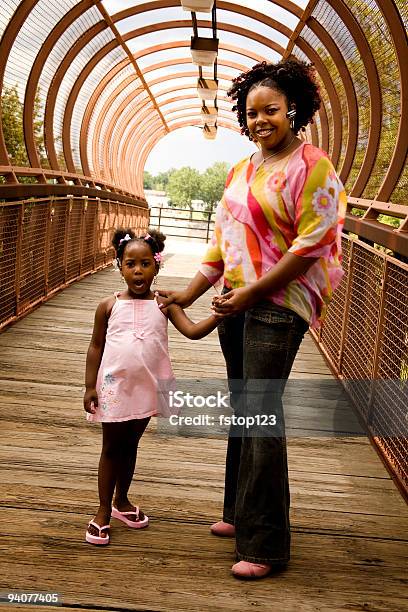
[112,505,149,529]
[85,520,110,545]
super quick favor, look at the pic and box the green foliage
[33,88,47,164]
[144,169,175,191]
[143,171,155,189]
[144,162,229,212]
[1,85,28,166]
[200,162,229,211]
[1,84,47,168]
[155,170,173,191]
[167,167,202,210]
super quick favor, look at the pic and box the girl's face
[120,241,157,298]
[246,86,293,156]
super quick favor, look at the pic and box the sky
[144,126,256,174]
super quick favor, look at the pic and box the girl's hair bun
[111,227,167,262]
[112,228,136,259]
[146,228,166,253]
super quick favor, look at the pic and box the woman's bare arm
[155,271,213,309]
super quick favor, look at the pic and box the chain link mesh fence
[0,197,149,330]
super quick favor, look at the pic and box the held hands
[84,388,98,414]
[211,287,258,316]
[154,289,193,314]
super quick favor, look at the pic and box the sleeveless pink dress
[87,294,175,422]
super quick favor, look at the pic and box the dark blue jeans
[217,297,309,564]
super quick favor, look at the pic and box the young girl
[84,228,219,545]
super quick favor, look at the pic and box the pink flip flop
[112,506,149,529]
[85,520,110,545]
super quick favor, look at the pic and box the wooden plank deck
[0,241,407,612]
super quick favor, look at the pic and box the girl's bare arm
[84,296,114,412]
[156,271,213,309]
[167,303,220,340]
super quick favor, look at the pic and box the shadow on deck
[0,241,407,612]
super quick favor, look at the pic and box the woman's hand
[154,289,194,311]
[84,388,98,414]
[211,286,258,315]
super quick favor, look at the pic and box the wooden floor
[0,242,407,612]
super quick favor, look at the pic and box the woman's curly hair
[112,228,166,264]
[228,58,321,138]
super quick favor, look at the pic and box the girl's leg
[113,417,150,520]
[88,421,131,536]
[234,304,308,564]
[217,310,245,524]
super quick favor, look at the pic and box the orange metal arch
[375,0,408,201]
[295,37,343,168]
[0,0,43,164]
[2,0,404,205]
[23,0,94,168]
[307,17,358,185]
[79,39,264,176]
[49,19,284,173]
[96,58,245,183]
[325,0,382,196]
[60,23,321,183]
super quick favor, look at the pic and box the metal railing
[312,199,408,499]
[149,206,215,242]
[1,194,407,498]
[0,196,149,331]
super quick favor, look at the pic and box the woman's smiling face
[246,85,293,156]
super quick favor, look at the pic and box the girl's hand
[84,388,98,414]
[211,287,258,315]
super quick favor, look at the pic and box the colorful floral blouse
[200,143,347,327]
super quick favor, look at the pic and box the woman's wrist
[184,273,212,305]
[247,281,267,303]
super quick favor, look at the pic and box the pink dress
[87,293,175,422]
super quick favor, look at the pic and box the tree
[33,88,47,167]
[143,169,175,191]
[155,170,174,191]
[200,162,229,213]
[1,85,28,166]
[167,167,202,218]
[1,84,47,169]
[143,171,155,189]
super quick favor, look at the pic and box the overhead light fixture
[181,0,215,12]
[203,124,217,140]
[197,78,218,101]
[201,106,218,126]
[190,36,218,67]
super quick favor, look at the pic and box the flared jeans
[217,297,309,564]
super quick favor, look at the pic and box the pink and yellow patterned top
[200,142,347,327]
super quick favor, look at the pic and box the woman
[159,58,346,579]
